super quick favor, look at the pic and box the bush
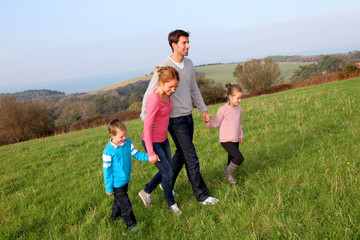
[196,74,226,105]
[0,97,53,145]
[233,58,283,96]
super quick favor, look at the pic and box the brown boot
[224,162,240,184]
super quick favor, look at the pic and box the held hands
[149,154,160,163]
[202,111,211,123]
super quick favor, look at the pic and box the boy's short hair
[108,119,127,135]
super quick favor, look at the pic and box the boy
[102,119,158,231]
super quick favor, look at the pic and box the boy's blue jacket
[102,138,148,193]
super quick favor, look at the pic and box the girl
[139,66,182,214]
[205,83,244,184]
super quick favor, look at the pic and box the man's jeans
[168,114,209,202]
[111,184,137,229]
[142,139,175,207]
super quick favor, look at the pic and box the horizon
[1,0,360,94]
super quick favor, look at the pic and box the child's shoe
[169,203,182,215]
[224,162,240,185]
[138,189,152,207]
[130,226,138,231]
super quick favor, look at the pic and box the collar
[109,138,126,149]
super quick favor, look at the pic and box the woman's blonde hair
[154,66,179,84]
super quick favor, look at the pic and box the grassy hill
[1,78,359,239]
[89,62,312,94]
[88,75,152,95]
[195,62,313,84]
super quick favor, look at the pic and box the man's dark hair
[168,29,189,52]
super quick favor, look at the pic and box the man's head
[168,30,190,53]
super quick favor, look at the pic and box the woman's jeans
[142,139,175,207]
[168,114,209,202]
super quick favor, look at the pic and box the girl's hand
[106,192,114,196]
[239,138,244,143]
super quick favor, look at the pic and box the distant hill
[0,89,65,100]
[87,75,152,95]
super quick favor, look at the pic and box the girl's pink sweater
[205,103,244,143]
[142,91,172,156]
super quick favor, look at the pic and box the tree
[233,58,283,96]
[0,97,53,145]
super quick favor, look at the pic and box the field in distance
[89,62,313,94]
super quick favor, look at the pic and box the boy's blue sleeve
[129,141,149,162]
[103,152,114,193]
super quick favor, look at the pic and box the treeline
[0,89,65,100]
[268,50,360,62]
[233,54,360,97]
[0,76,226,146]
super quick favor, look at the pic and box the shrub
[196,74,226,105]
[0,97,53,145]
[233,58,283,96]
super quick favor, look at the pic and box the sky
[1,0,360,94]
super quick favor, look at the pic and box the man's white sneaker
[198,196,219,205]
[160,183,178,196]
[169,203,182,215]
[138,189,152,207]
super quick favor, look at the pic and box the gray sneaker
[198,196,219,205]
[138,189,152,207]
[169,203,182,215]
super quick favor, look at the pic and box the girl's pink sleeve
[239,107,244,139]
[205,106,224,128]
[143,94,158,157]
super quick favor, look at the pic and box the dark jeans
[168,114,209,202]
[220,142,244,166]
[142,139,175,207]
[111,184,137,229]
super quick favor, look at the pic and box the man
[140,29,219,205]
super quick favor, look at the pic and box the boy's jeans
[142,139,175,207]
[168,114,209,202]
[111,184,137,228]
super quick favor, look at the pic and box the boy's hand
[149,154,160,163]
[239,138,244,143]
[106,192,114,196]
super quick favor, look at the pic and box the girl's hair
[225,82,243,98]
[108,119,127,135]
[154,66,180,84]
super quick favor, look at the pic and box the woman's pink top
[205,103,244,143]
[142,91,172,156]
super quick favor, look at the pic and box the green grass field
[1,78,359,239]
[195,62,313,84]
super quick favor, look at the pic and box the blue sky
[1,0,360,94]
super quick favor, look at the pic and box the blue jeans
[142,139,175,207]
[111,184,137,229]
[168,114,209,202]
